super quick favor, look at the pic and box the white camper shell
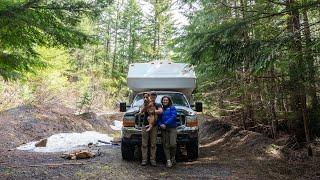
[121,60,201,161]
[127,61,196,99]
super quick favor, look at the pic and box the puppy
[140,93,157,132]
[145,101,157,132]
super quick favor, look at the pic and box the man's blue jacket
[157,106,177,128]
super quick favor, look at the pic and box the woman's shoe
[171,156,176,165]
[166,160,172,168]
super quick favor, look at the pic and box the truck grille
[176,114,186,126]
[135,113,185,127]
[135,114,145,127]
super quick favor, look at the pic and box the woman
[157,96,177,168]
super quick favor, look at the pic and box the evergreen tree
[149,0,175,60]
[0,0,108,80]
[179,0,320,142]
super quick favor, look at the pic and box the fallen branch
[30,162,85,167]
[62,150,96,160]
[4,162,85,168]
[98,140,120,146]
[98,140,111,144]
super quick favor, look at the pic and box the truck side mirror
[195,102,203,112]
[120,102,127,112]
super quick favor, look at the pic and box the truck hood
[175,106,196,115]
[124,107,140,116]
[125,106,195,116]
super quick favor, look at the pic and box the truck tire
[186,140,198,160]
[121,140,134,161]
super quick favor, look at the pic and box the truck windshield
[132,93,189,107]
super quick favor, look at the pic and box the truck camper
[120,60,202,161]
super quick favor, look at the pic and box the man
[141,92,163,166]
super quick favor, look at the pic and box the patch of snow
[110,120,123,131]
[17,131,113,153]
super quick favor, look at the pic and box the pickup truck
[119,60,202,161]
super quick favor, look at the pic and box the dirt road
[0,105,319,179]
[1,139,317,179]
[1,145,230,179]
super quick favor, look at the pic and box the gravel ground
[0,106,319,179]
[0,145,242,179]
[1,142,317,179]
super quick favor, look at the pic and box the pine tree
[179,0,320,143]
[0,0,108,80]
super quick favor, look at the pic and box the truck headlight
[123,116,135,127]
[186,115,198,127]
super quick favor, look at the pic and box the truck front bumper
[121,126,198,146]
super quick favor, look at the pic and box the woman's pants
[161,128,177,161]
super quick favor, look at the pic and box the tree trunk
[218,91,224,109]
[286,0,310,143]
[302,9,316,156]
[270,65,278,138]
[302,10,318,110]
[105,23,111,62]
[153,0,158,59]
[240,0,254,129]
[112,0,122,76]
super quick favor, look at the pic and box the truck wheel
[186,140,198,160]
[121,140,134,161]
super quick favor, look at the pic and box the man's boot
[141,160,147,166]
[150,160,157,167]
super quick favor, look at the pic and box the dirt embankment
[198,115,320,179]
[0,104,122,150]
[199,116,272,154]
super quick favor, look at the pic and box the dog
[140,93,157,132]
[145,101,157,131]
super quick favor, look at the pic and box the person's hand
[160,124,166,129]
